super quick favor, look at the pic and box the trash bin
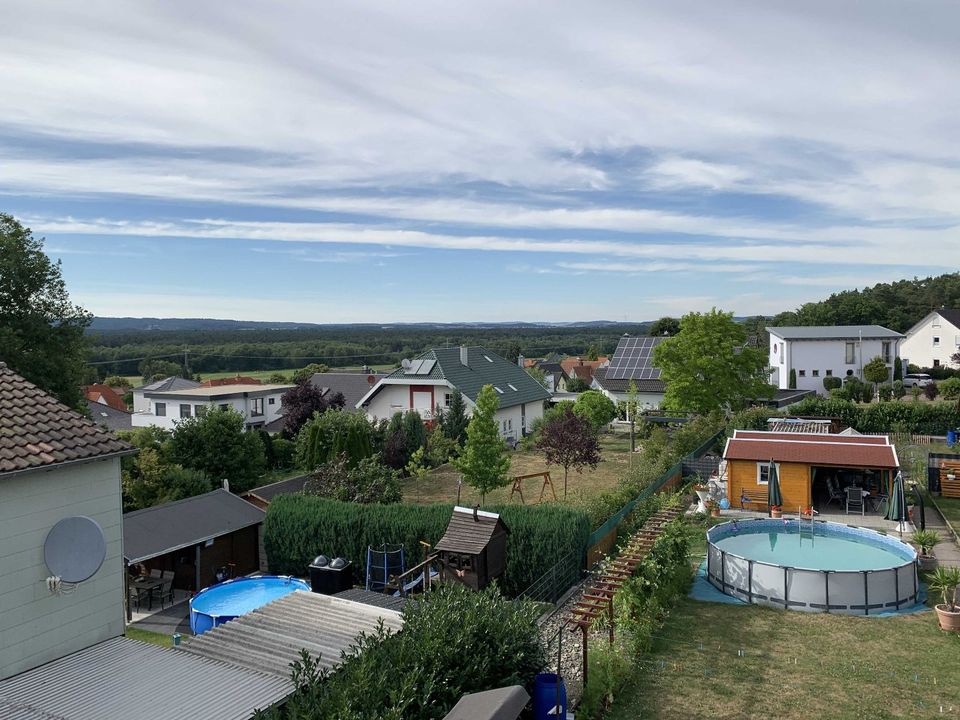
[308,556,353,595]
[948,430,958,446]
[533,673,567,719]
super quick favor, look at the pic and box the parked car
[903,373,933,388]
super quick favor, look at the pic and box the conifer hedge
[264,495,591,596]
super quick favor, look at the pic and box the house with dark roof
[86,398,133,432]
[767,325,904,395]
[242,474,310,509]
[723,429,900,512]
[0,362,135,680]
[358,346,550,441]
[901,309,960,371]
[591,336,667,411]
[132,375,201,414]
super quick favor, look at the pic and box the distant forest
[87,324,650,377]
[86,273,960,379]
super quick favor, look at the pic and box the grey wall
[0,457,125,680]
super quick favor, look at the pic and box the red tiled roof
[84,383,128,411]
[1,363,134,475]
[725,431,898,469]
[559,357,609,376]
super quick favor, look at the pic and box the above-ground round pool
[706,519,918,615]
[190,575,310,634]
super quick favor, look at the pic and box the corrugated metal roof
[0,637,290,720]
[181,590,404,677]
[435,507,509,555]
[333,587,411,612]
[0,362,135,476]
[123,489,265,563]
[766,325,903,340]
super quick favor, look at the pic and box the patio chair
[128,585,148,612]
[149,568,162,579]
[845,486,864,516]
[825,477,846,508]
[159,571,175,607]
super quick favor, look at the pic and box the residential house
[358,346,550,441]
[591,336,667,411]
[85,399,133,432]
[263,371,386,432]
[722,429,900,512]
[0,362,134,680]
[767,325,904,395]
[559,355,609,380]
[84,383,128,411]
[132,382,294,431]
[531,361,567,393]
[901,309,960,370]
[132,376,201,413]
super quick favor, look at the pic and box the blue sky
[2,1,957,323]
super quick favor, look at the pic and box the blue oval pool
[189,575,310,635]
[706,519,918,615]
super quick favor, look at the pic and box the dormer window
[507,384,518,391]
[494,386,504,394]
[483,355,493,363]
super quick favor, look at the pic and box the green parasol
[767,459,783,516]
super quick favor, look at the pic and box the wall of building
[593,386,665,411]
[726,459,812,511]
[0,458,125,680]
[131,390,287,430]
[769,336,900,394]
[902,314,960,369]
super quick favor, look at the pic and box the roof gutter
[0,447,138,481]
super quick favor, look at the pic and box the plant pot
[710,509,720,518]
[936,605,960,632]
[771,509,782,519]
[919,554,938,572]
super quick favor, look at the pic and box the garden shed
[435,506,509,591]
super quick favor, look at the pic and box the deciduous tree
[168,408,266,492]
[653,308,771,413]
[573,390,617,431]
[454,385,509,503]
[648,316,681,337]
[0,213,91,408]
[536,406,601,498]
[292,363,330,385]
[281,382,345,438]
[863,355,890,393]
[304,453,401,504]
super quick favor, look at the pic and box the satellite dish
[44,516,106,583]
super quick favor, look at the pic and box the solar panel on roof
[405,359,424,375]
[606,336,665,380]
[419,359,436,375]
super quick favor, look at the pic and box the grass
[402,433,635,506]
[606,597,960,720]
[125,627,173,647]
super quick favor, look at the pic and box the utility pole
[183,346,190,377]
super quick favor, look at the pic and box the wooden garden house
[434,506,509,590]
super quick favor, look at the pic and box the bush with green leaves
[878,384,893,402]
[264,495,591,596]
[257,584,545,720]
[791,395,960,434]
[296,410,375,470]
[303,453,402,504]
[892,379,906,399]
[823,376,843,392]
[167,408,265,492]
[940,376,960,400]
[573,390,618,431]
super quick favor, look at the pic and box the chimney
[517,353,524,368]
[222,478,230,493]
[460,345,469,367]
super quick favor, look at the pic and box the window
[155,402,166,417]
[798,370,806,377]
[825,369,833,377]
[933,336,941,347]
[812,370,819,377]
[179,404,191,418]
[493,386,504,394]
[219,403,230,411]
[507,383,518,391]
[251,397,265,417]
[882,341,891,363]
[756,462,779,485]
[934,359,941,367]
[507,418,512,430]
[483,355,493,363]
[268,397,275,405]
[780,343,784,364]
[845,342,856,364]
[444,393,453,408]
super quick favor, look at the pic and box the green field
[121,364,396,386]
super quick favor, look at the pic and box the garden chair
[845,486,864,516]
[157,571,175,608]
[825,477,845,508]
[128,585,145,612]
[149,568,162,579]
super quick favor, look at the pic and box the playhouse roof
[435,506,509,555]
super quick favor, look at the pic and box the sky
[2,0,959,323]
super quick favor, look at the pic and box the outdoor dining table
[130,576,164,611]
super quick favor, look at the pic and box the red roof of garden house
[723,430,899,469]
[83,384,128,411]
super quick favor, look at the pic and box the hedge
[790,396,960,434]
[264,495,592,597]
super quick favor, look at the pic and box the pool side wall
[706,519,918,616]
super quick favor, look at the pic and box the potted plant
[770,505,782,519]
[911,530,940,571]
[705,499,721,518]
[800,506,815,520]
[929,566,960,632]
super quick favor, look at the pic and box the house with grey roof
[86,398,133,432]
[767,325,904,395]
[901,309,960,370]
[132,375,201,414]
[357,346,550,442]
[591,335,667,411]
[132,382,294,431]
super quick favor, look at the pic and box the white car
[903,373,933,388]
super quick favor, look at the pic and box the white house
[901,309,960,370]
[357,346,550,442]
[591,336,667,413]
[132,383,294,431]
[0,362,134,680]
[767,325,904,394]
[131,376,200,413]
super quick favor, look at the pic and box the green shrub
[823,376,843,392]
[304,453,402,504]
[878,384,893,402]
[296,410,375,470]
[940,377,960,401]
[789,368,797,389]
[271,438,295,468]
[259,584,545,720]
[791,395,960,434]
[264,495,591,596]
[893,379,906,399]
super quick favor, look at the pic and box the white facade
[768,329,903,395]
[132,384,293,431]
[590,380,664,413]
[0,458,125,680]
[361,380,544,441]
[901,311,960,370]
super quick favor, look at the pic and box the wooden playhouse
[434,506,509,591]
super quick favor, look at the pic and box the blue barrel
[533,673,567,719]
[948,430,958,446]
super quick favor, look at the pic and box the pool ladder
[798,507,815,539]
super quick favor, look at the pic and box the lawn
[402,433,636,506]
[606,598,960,720]
[125,627,173,647]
